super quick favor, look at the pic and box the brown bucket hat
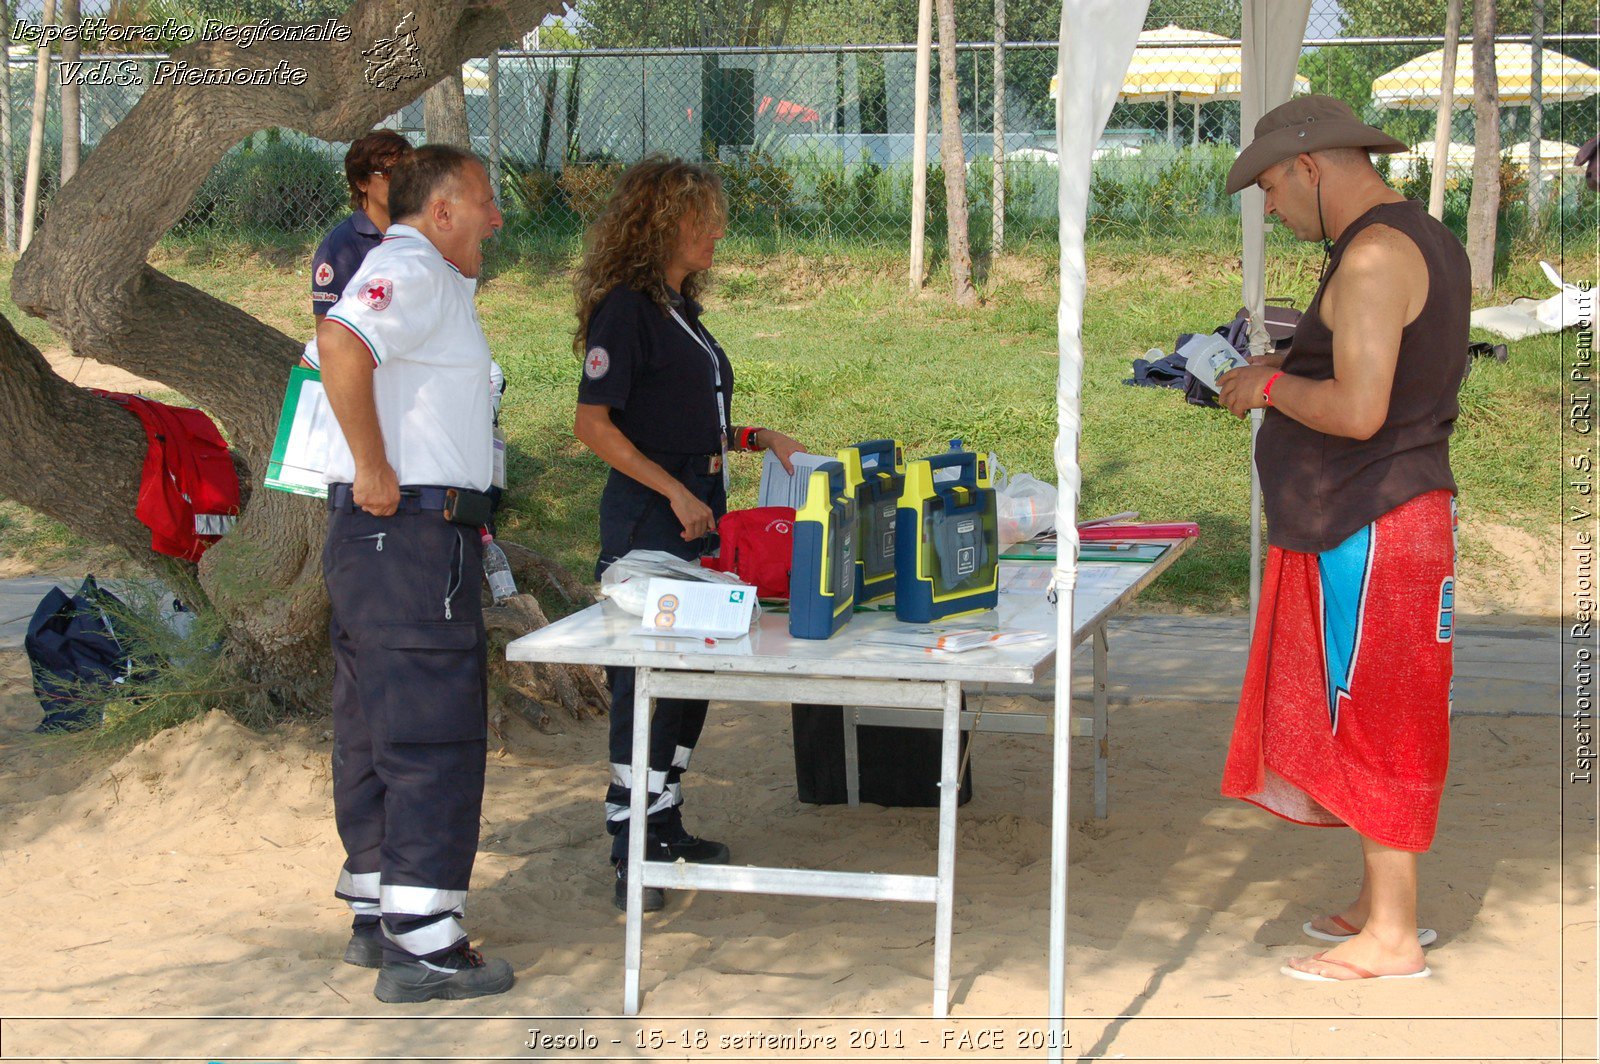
[1225,95,1407,194]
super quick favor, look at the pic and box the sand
[0,641,1591,1064]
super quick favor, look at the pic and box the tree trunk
[1428,0,1463,220]
[935,0,977,306]
[908,0,933,293]
[1466,0,1500,292]
[1527,0,1544,214]
[1,0,16,253]
[3,0,575,717]
[487,50,502,197]
[991,0,1005,256]
[424,69,473,148]
[19,0,54,253]
[59,0,79,186]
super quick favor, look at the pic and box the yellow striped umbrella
[1119,25,1238,102]
[1372,43,1600,108]
[1183,68,1311,103]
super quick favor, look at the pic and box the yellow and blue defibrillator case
[894,443,999,623]
[789,460,858,640]
[837,438,905,605]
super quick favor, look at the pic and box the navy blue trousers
[325,492,487,960]
[597,459,725,865]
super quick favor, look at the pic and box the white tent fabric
[1049,1,1148,1053]
[1045,6,1310,1042]
[1239,0,1314,625]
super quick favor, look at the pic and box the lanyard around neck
[669,306,727,427]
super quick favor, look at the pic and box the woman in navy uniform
[573,157,803,911]
[312,130,412,323]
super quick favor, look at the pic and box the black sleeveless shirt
[1259,199,1470,553]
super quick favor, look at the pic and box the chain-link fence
[7,22,1598,249]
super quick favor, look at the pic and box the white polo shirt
[318,223,494,492]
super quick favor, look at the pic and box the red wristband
[1261,372,1284,407]
[736,426,765,451]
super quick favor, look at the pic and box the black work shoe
[612,863,666,913]
[373,944,515,1003]
[651,828,731,865]
[343,923,384,969]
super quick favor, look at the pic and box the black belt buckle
[443,487,493,527]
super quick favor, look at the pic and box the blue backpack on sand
[25,575,137,733]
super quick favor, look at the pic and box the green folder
[264,365,333,500]
[1000,540,1168,564]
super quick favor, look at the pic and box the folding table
[505,540,1190,1016]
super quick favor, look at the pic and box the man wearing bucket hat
[1215,96,1470,983]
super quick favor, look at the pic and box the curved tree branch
[12,0,564,462]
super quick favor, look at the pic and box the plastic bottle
[481,530,518,604]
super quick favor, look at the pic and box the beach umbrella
[1120,25,1236,144]
[1389,140,1477,179]
[1178,69,1312,147]
[1372,43,1600,109]
[1050,26,1258,144]
[1508,139,1586,173]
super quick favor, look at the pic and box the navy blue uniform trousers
[325,491,488,960]
[597,456,726,865]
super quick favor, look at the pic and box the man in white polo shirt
[316,143,511,1003]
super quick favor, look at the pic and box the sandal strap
[1329,914,1361,935]
[1312,956,1378,980]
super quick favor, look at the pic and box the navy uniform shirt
[311,210,383,317]
[577,285,733,455]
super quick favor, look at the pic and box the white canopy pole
[1429,0,1464,220]
[1048,3,1147,1057]
[1239,0,1313,628]
[909,0,934,293]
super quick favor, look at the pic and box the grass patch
[0,221,1565,612]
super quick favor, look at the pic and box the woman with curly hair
[573,156,804,913]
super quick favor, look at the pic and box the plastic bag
[988,455,1058,548]
[598,549,755,617]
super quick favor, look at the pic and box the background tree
[0,0,603,723]
[59,0,79,185]
[424,72,473,148]
[934,0,976,305]
[1466,0,1501,290]
[576,0,799,48]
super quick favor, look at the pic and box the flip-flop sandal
[1303,915,1438,947]
[1282,953,1432,982]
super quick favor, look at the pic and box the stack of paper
[756,450,835,510]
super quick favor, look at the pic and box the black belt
[328,483,458,513]
[638,451,722,476]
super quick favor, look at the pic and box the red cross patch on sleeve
[584,346,610,379]
[314,261,334,287]
[358,278,393,311]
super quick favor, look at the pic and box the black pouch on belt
[444,488,494,527]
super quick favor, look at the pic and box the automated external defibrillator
[836,438,905,606]
[894,442,999,623]
[788,460,859,640]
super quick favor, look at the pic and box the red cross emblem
[358,277,393,311]
[584,346,610,380]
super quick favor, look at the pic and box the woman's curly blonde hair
[573,156,728,355]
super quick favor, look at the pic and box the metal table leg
[623,666,653,1015]
[932,679,961,1017]
[844,706,861,808]
[1093,626,1109,820]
